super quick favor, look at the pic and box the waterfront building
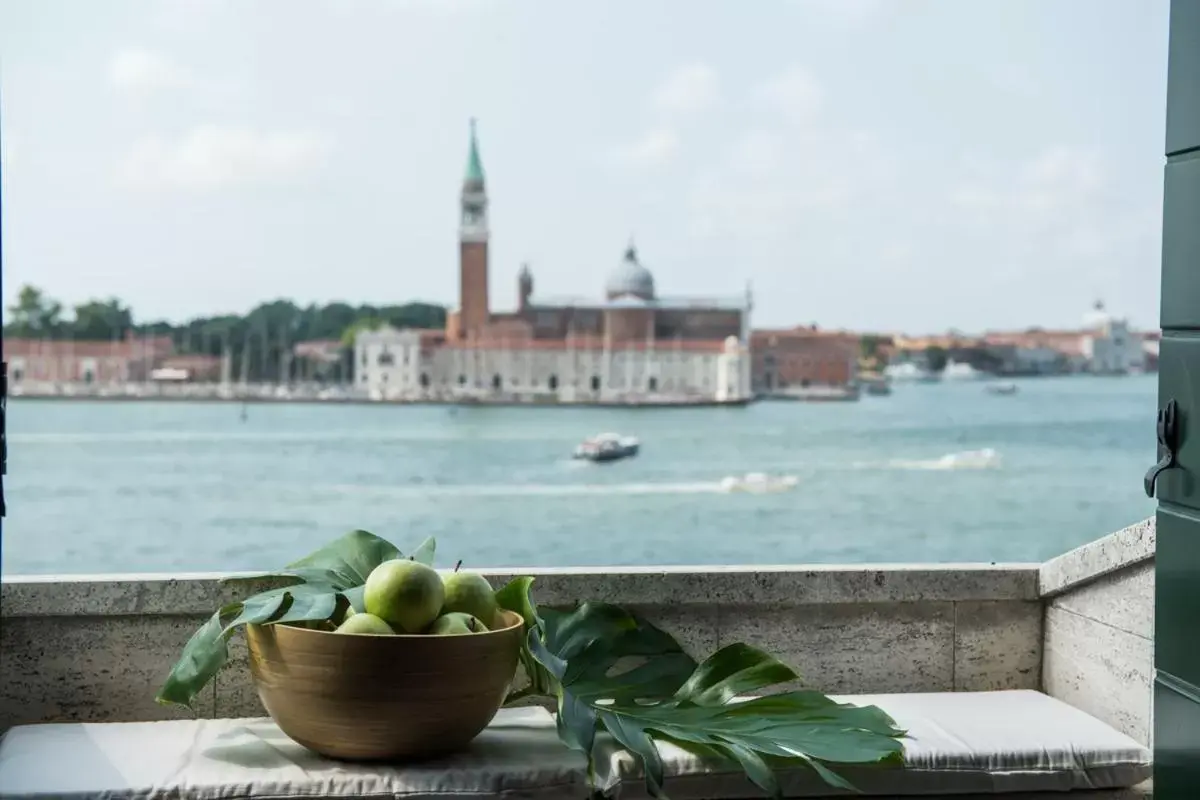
[5,333,174,385]
[1080,300,1144,374]
[354,121,753,404]
[749,327,860,398]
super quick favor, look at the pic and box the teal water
[3,377,1157,575]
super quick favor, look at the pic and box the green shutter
[1155,1,1200,795]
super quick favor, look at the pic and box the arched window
[420,373,430,388]
[590,375,600,391]
[458,374,466,385]
[647,376,658,392]
[492,374,502,390]
[377,349,394,366]
[548,374,559,390]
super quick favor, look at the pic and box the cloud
[610,127,680,169]
[944,144,1158,283]
[688,174,855,239]
[755,65,825,124]
[326,0,496,11]
[686,118,898,242]
[652,64,720,116]
[727,129,786,177]
[949,146,1107,219]
[117,126,332,191]
[796,0,883,28]
[109,49,194,96]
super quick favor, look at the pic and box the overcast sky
[0,0,1171,331]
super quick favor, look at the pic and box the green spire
[464,118,485,185]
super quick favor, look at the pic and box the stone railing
[1040,518,1156,743]
[0,519,1155,743]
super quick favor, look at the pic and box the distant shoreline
[8,392,756,410]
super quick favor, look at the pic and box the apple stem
[454,560,463,573]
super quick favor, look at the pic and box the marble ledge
[0,563,1040,618]
[1039,518,1156,599]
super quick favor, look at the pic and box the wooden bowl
[245,609,524,761]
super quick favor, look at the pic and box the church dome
[1083,299,1112,331]
[605,244,655,300]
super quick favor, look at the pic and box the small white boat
[719,472,800,494]
[884,362,942,383]
[943,361,985,381]
[573,432,640,463]
[985,382,1018,396]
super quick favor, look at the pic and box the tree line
[3,284,447,383]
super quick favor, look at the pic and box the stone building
[749,328,860,395]
[1080,301,1145,375]
[5,333,174,385]
[355,121,753,404]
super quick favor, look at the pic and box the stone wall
[1040,518,1156,745]
[0,563,1040,732]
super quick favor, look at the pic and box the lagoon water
[3,376,1157,575]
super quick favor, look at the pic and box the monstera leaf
[156,532,434,709]
[163,532,906,797]
[501,579,906,797]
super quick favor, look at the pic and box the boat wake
[326,481,730,499]
[718,473,801,493]
[884,448,1002,471]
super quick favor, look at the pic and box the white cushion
[592,690,1152,797]
[0,707,587,800]
[0,691,1152,799]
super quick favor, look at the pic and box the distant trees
[923,345,949,373]
[3,284,447,383]
[5,285,65,337]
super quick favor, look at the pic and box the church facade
[355,121,753,404]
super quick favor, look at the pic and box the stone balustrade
[0,519,1155,745]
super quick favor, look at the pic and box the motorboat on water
[943,361,986,381]
[719,472,800,494]
[859,374,893,396]
[985,382,1019,396]
[573,433,640,463]
[884,362,942,383]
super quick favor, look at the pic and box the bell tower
[458,118,490,340]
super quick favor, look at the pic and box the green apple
[428,611,489,635]
[364,559,445,633]
[334,612,395,635]
[441,569,500,628]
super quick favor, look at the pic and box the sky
[0,0,1172,332]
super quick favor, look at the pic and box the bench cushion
[0,707,587,800]
[0,691,1151,799]
[593,690,1152,797]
